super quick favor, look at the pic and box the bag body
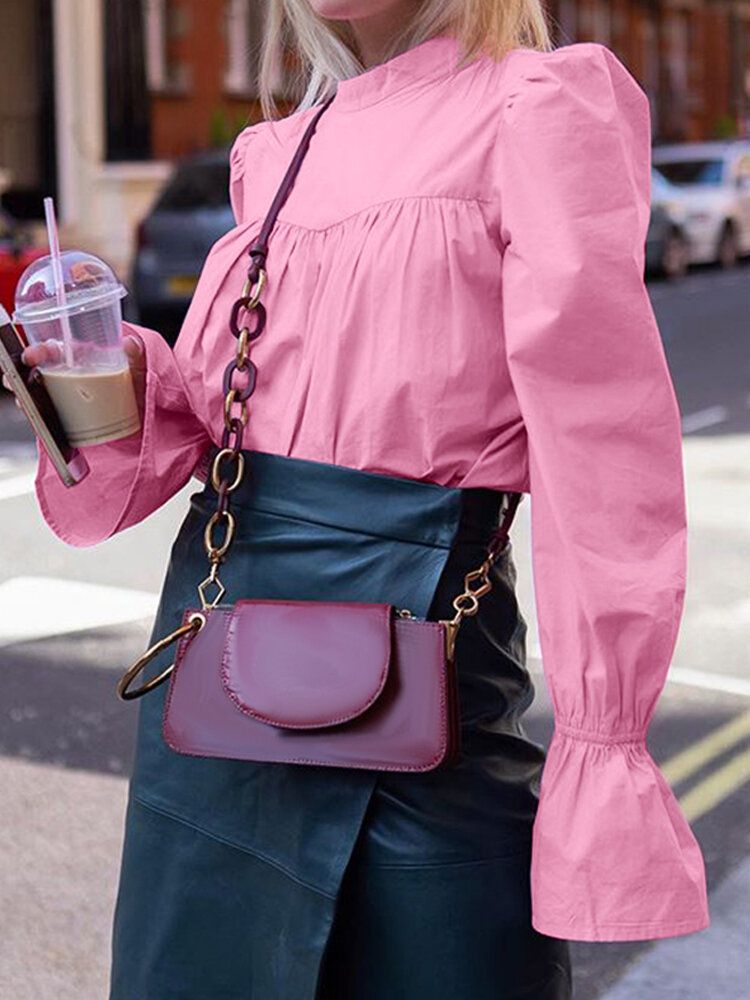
[163,598,461,771]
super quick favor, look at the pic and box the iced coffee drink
[14,246,140,446]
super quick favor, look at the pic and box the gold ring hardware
[236,327,250,365]
[117,612,206,700]
[211,448,245,493]
[241,268,267,309]
[224,390,249,429]
[204,509,236,561]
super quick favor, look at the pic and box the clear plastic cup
[13,250,141,446]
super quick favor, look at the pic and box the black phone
[0,305,89,487]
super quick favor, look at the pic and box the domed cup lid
[13,250,126,325]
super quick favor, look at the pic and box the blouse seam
[260,193,492,235]
[328,64,469,115]
[534,915,709,935]
[328,81,432,114]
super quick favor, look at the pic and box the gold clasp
[439,552,499,662]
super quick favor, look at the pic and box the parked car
[652,140,750,268]
[646,169,691,279]
[0,209,45,319]
[130,149,234,343]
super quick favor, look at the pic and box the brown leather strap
[490,489,523,552]
[245,93,337,282]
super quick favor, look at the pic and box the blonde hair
[258,0,553,120]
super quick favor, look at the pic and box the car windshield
[155,161,231,211]
[654,158,724,186]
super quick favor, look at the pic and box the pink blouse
[33,34,710,942]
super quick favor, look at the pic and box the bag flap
[221,600,392,730]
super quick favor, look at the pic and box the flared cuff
[530,725,710,942]
[34,323,210,547]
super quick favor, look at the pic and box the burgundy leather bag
[117,92,523,772]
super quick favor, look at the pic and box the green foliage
[711,113,737,139]
[209,107,252,148]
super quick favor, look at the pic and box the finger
[21,342,54,367]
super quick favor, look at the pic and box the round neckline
[331,32,464,112]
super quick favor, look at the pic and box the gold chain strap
[117,268,267,700]
[198,270,267,611]
[438,527,513,662]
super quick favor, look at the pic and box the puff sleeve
[229,123,264,225]
[497,43,710,941]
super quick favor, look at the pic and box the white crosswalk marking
[0,472,36,500]
[681,405,728,433]
[0,576,158,647]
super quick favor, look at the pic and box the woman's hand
[2,334,147,423]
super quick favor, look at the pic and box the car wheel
[717,222,739,269]
[661,228,690,280]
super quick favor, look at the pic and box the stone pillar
[52,0,169,275]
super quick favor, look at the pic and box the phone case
[0,307,89,487]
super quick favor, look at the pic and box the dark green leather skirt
[109,448,572,999]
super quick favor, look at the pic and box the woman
[7,0,710,997]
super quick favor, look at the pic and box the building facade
[549,1,750,142]
[0,1,744,277]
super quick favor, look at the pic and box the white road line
[693,598,750,627]
[0,576,158,647]
[681,405,728,433]
[665,666,750,700]
[0,472,36,500]
[527,645,750,699]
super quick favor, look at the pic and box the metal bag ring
[117,612,206,700]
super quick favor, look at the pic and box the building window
[556,0,578,45]
[105,0,151,160]
[578,0,611,45]
[143,0,191,94]
[732,9,750,137]
[641,11,660,137]
[223,0,290,97]
[664,8,691,138]
[224,0,263,95]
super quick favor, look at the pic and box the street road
[1,262,749,999]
